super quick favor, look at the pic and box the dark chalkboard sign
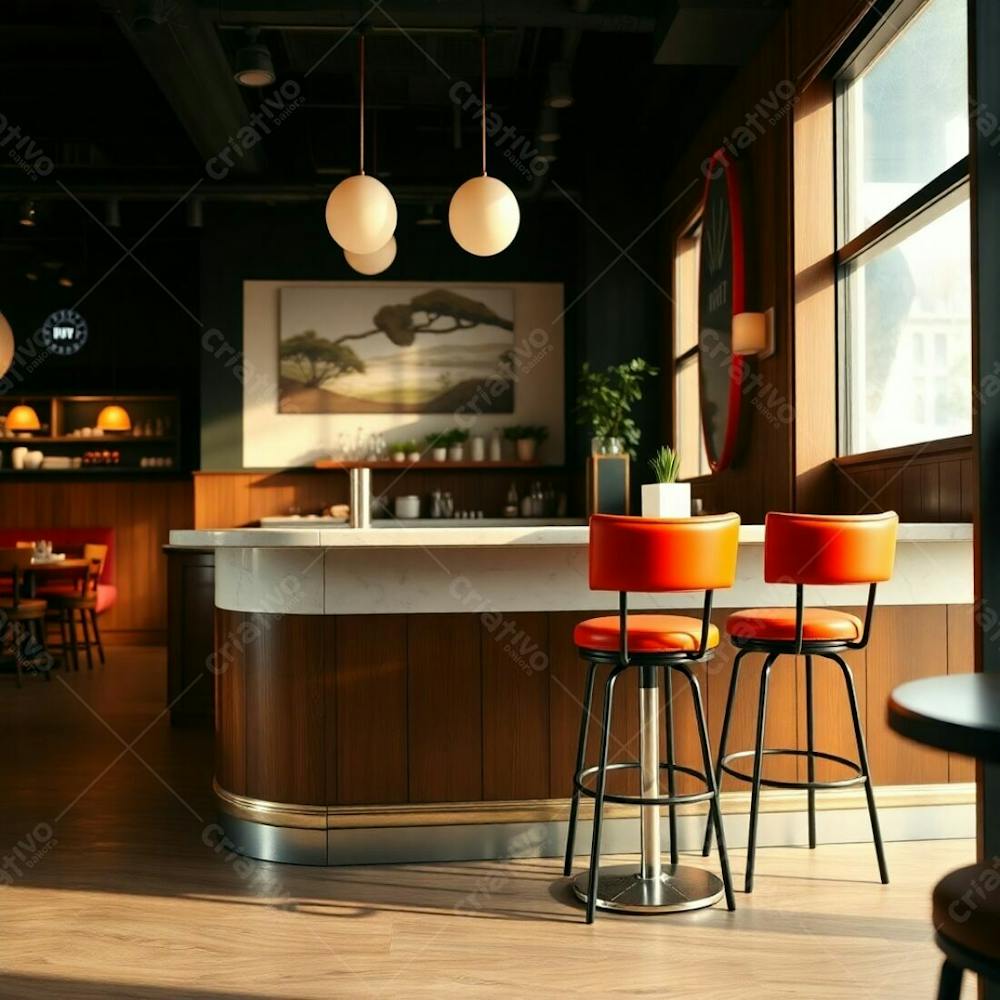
[698,150,745,472]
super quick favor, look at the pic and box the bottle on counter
[470,436,485,462]
[503,483,519,518]
[430,490,443,519]
[489,429,502,463]
[441,491,455,519]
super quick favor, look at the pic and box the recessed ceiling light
[416,203,442,227]
[538,108,560,142]
[545,63,573,109]
[18,201,37,227]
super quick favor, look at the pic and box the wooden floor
[0,648,976,999]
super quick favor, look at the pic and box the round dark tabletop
[888,674,1000,763]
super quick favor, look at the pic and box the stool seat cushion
[727,607,863,643]
[574,615,719,654]
[933,864,1000,960]
[0,597,46,618]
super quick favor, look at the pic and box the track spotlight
[544,63,573,109]
[18,201,37,228]
[234,28,276,88]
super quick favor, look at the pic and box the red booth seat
[0,527,117,613]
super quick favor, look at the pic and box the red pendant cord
[359,32,366,175]
[481,34,487,176]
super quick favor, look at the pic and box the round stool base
[571,862,724,914]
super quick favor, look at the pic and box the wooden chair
[46,556,101,672]
[82,543,108,665]
[0,548,49,687]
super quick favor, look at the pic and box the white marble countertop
[169,522,972,550]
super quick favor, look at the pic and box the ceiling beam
[200,1,656,33]
[108,0,267,175]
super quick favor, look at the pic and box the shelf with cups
[0,394,181,473]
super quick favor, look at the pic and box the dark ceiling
[0,0,782,279]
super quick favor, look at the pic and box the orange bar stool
[565,512,740,923]
[702,511,898,892]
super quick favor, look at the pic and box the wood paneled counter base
[170,524,976,866]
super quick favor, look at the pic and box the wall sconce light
[732,308,774,360]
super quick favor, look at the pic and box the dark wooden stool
[0,548,49,687]
[46,557,101,672]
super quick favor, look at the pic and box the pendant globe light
[345,235,397,275]
[0,312,14,379]
[325,30,397,256]
[449,32,520,257]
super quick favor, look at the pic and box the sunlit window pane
[842,193,971,454]
[675,358,709,479]
[674,236,699,356]
[841,0,967,242]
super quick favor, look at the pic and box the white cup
[11,446,27,470]
[25,451,43,469]
[394,495,421,519]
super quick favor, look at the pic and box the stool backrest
[589,513,741,593]
[764,511,898,586]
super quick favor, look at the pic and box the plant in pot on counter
[576,358,659,456]
[388,440,419,463]
[425,428,469,462]
[503,425,548,463]
[642,446,690,517]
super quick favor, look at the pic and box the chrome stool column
[570,662,727,914]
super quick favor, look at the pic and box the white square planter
[641,482,691,518]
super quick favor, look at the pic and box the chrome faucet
[349,467,371,529]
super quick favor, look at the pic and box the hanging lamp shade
[449,34,520,257]
[96,404,132,432]
[326,175,397,255]
[449,176,520,256]
[0,313,14,379]
[6,404,40,431]
[345,236,397,275]
[325,30,397,256]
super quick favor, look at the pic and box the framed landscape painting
[278,284,516,413]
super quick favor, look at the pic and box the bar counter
[168,522,974,866]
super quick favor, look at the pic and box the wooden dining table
[25,558,89,597]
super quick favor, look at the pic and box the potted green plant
[403,439,422,463]
[503,425,548,462]
[425,429,469,461]
[576,358,659,455]
[388,440,410,464]
[642,446,690,517]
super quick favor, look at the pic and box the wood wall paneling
[334,614,409,805]
[407,614,483,803]
[211,603,972,812]
[243,614,327,806]
[0,478,193,635]
[214,608,247,797]
[481,611,550,800]
[946,604,976,784]
[865,605,950,786]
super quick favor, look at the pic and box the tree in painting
[278,286,516,414]
[280,332,365,388]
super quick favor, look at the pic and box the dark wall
[0,228,202,466]
[199,194,662,471]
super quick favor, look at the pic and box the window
[836,0,971,456]
[673,228,709,479]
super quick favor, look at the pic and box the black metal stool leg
[703,648,748,856]
[663,668,678,866]
[746,652,777,893]
[937,958,963,1000]
[805,654,816,849]
[679,664,736,911]
[564,659,598,876]
[828,651,889,884]
[585,667,621,924]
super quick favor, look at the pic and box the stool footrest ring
[720,748,865,790]
[573,761,716,807]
